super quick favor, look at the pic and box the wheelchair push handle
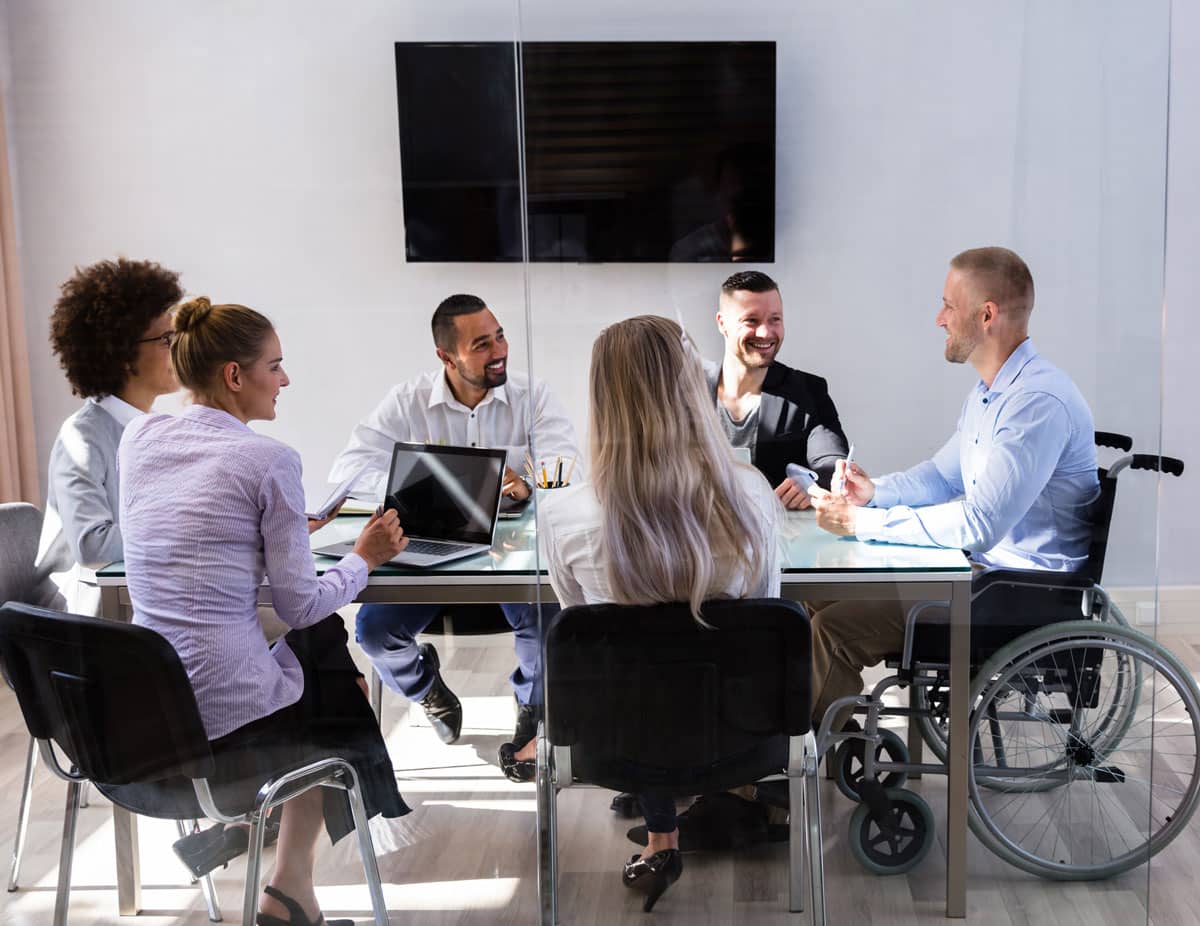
[1094,431,1133,452]
[1130,453,1185,477]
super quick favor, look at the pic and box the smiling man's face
[440,307,509,393]
[718,287,785,370]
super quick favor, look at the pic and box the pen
[554,456,563,488]
[834,444,856,496]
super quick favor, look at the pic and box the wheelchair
[814,433,1200,881]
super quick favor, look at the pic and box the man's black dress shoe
[173,817,280,879]
[622,849,683,912]
[417,642,462,744]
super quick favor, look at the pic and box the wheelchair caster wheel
[834,728,909,802]
[848,788,934,875]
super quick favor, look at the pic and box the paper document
[306,464,371,520]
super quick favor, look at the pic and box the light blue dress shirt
[854,340,1100,572]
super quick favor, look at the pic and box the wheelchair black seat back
[911,433,1184,668]
[823,433,1200,883]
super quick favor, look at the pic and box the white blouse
[539,465,782,608]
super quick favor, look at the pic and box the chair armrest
[901,601,949,670]
[970,566,1093,600]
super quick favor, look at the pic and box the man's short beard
[457,360,507,390]
[736,345,776,369]
[944,335,978,364]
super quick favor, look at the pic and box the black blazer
[705,360,850,490]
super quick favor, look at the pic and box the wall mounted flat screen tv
[395,41,776,262]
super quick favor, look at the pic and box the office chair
[537,598,825,924]
[0,602,389,926]
[1,502,66,895]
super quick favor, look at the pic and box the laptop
[314,442,506,567]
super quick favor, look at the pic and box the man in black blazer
[704,270,850,508]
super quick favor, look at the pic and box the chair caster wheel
[848,788,934,875]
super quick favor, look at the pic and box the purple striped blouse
[118,404,368,739]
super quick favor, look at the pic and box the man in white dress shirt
[330,294,579,748]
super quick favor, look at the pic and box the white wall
[1161,0,1200,591]
[2,0,1189,587]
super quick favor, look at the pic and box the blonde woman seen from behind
[537,314,781,912]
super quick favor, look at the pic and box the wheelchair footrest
[1048,708,1074,723]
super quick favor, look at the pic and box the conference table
[96,508,973,918]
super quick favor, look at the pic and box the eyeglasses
[137,331,175,349]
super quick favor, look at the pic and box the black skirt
[100,614,409,845]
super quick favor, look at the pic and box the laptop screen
[384,443,506,545]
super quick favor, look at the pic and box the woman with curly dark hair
[37,257,183,613]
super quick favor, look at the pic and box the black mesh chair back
[544,598,810,796]
[0,602,214,786]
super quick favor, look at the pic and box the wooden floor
[2,622,1199,925]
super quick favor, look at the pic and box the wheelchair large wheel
[916,620,1142,792]
[833,728,910,801]
[848,788,935,875]
[966,621,1200,880]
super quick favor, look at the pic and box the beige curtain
[0,90,40,503]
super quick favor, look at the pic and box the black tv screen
[395,42,776,262]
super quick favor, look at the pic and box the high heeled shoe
[172,813,281,879]
[621,849,682,912]
[498,741,536,783]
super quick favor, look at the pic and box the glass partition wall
[0,1,1184,924]
[517,1,1180,924]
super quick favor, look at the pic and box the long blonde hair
[589,315,773,619]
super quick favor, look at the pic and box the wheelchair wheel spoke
[968,629,1200,878]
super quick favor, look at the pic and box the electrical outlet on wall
[1135,601,1158,625]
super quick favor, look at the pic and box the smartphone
[785,462,819,491]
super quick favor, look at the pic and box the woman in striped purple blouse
[118,297,408,926]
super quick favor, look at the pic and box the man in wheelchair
[808,245,1098,728]
[804,246,1199,880]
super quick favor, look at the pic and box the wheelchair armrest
[901,600,950,671]
[971,566,1094,601]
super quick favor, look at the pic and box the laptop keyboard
[405,539,474,556]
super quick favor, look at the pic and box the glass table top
[97,510,969,579]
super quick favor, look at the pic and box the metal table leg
[114,807,141,916]
[945,580,969,917]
